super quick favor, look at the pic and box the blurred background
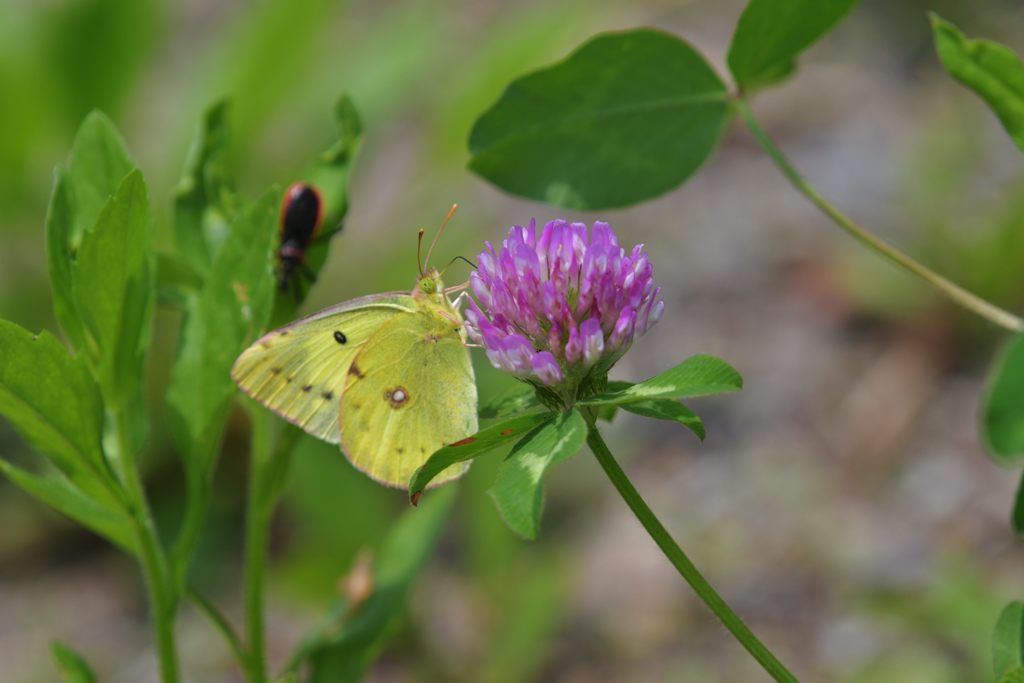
[3,0,1024,681]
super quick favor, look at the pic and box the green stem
[584,414,799,683]
[186,586,248,667]
[243,406,272,683]
[113,410,180,683]
[170,436,217,590]
[735,99,1024,334]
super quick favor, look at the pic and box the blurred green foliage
[3,0,1024,681]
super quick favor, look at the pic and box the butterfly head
[415,268,445,299]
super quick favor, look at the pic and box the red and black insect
[277,182,323,295]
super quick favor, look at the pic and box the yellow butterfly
[231,208,477,488]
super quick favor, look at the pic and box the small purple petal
[580,318,604,366]
[565,324,582,363]
[610,307,637,348]
[648,300,665,329]
[500,335,535,375]
[531,352,563,385]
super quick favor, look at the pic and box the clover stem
[243,406,272,683]
[735,99,1024,334]
[186,586,248,667]
[113,409,180,683]
[583,413,799,683]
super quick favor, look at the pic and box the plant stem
[735,99,1024,334]
[243,406,272,683]
[113,410,180,683]
[171,441,214,590]
[584,416,799,683]
[186,586,248,667]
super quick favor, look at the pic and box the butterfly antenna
[424,203,458,271]
[417,228,426,277]
[440,254,477,277]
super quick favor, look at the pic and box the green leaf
[409,412,552,501]
[579,355,743,407]
[468,29,730,210]
[270,94,363,324]
[174,99,237,277]
[995,602,1024,678]
[64,111,137,247]
[293,487,456,683]
[0,460,135,555]
[72,170,154,411]
[594,381,706,440]
[310,94,362,236]
[727,0,859,91]
[478,381,540,420]
[1013,471,1024,537]
[622,400,706,441]
[0,321,119,507]
[1002,665,1024,683]
[46,111,136,350]
[931,14,1024,154]
[167,191,278,471]
[51,641,97,683]
[155,251,204,309]
[488,409,587,540]
[984,335,1024,461]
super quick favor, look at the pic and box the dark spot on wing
[280,330,289,336]
[302,384,313,392]
[270,367,282,375]
[322,391,334,400]
[334,331,347,344]
[397,447,404,454]
[285,376,294,384]
[384,386,410,409]
[349,364,365,378]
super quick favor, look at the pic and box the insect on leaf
[270,94,364,324]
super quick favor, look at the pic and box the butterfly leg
[299,263,318,284]
[291,272,304,302]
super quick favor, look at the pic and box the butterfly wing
[231,292,415,443]
[339,309,478,488]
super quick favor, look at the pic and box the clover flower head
[464,219,664,396]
